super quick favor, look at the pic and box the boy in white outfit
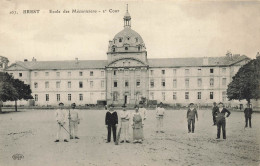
[120,105,130,143]
[69,103,80,139]
[156,102,165,133]
[55,102,69,142]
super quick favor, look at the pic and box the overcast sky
[0,0,259,64]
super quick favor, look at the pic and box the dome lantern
[124,4,131,28]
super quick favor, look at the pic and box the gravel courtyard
[0,109,259,166]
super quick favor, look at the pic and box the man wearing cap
[244,104,253,128]
[213,102,231,139]
[119,105,130,143]
[54,102,69,142]
[69,103,80,139]
[212,102,218,126]
[105,104,118,143]
[156,102,165,133]
[187,103,198,133]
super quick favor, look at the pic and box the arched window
[125,47,128,50]
[119,38,122,42]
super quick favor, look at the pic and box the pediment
[107,58,147,67]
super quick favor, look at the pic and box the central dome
[114,27,144,44]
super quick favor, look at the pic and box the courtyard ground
[0,109,259,166]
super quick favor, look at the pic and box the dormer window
[119,38,122,42]
[113,48,115,52]
[125,47,128,50]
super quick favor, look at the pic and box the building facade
[4,9,251,107]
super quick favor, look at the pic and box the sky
[0,0,260,64]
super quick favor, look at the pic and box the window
[114,70,117,76]
[173,69,177,75]
[90,81,93,88]
[222,68,226,73]
[101,80,104,88]
[125,47,128,50]
[198,92,201,99]
[162,92,166,101]
[56,72,60,77]
[124,70,129,75]
[150,92,154,100]
[90,71,93,76]
[173,79,177,88]
[113,92,118,101]
[198,68,202,74]
[101,71,104,76]
[113,48,115,52]
[79,71,83,76]
[56,81,60,88]
[68,94,71,101]
[79,81,83,88]
[119,38,122,42]
[68,81,71,88]
[210,68,214,73]
[19,73,22,77]
[46,94,49,101]
[150,80,154,88]
[222,91,227,101]
[138,46,141,51]
[173,92,177,100]
[185,92,189,100]
[34,94,38,101]
[210,92,214,99]
[210,78,214,87]
[114,81,117,88]
[150,70,154,76]
[45,72,49,76]
[125,80,129,87]
[34,72,38,77]
[34,82,38,88]
[79,94,83,101]
[197,78,202,87]
[185,69,190,75]
[68,72,71,76]
[127,37,130,40]
[161,70,165,75]
[161,79,165,87]
[136,38,138,42]
[136,80,140,87]
[185,79,189,88]
[45,81,49,88]
[57,94,60,101]
[222,78,227,86]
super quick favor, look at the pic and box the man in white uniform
[120,105,130,143]
[55,102,69,142]
[69,103,80,139]
[156,102,165,133]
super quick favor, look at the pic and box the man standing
[212,102,218,126]
[54,102,69,142]
[187,103,198,133]
[214,102,231,139]
[69,103,80,139]
[105,104,118,143]
[139,104,147,122]
[119,105,130,143]
[244,104,253,128]
[156,102,165,133]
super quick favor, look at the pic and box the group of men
[54,101,253,143]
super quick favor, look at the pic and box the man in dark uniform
[244,104,253,128]
[105,104,118,143]
[214,102,231,139]
[187,103,198,133]
[212,102,218,126]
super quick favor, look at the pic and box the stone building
[4,8,251,107]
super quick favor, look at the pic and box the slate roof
[6,55,249,71]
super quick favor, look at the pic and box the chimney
[256,52,260,58]
[24,59,28,62]
[75,58,79,64]
[226,51,232,60]
[32,57,36,62]
[203,57,208,66]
